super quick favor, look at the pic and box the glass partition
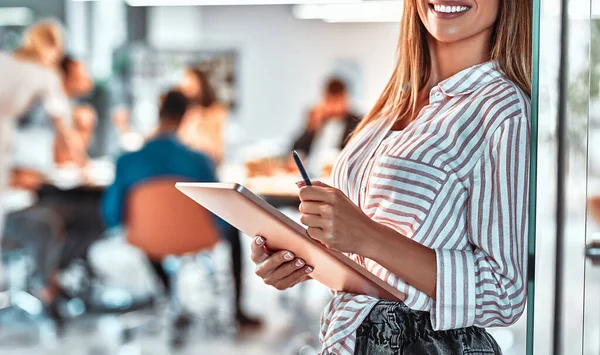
[532,0,596,353]
[527,0,541,352]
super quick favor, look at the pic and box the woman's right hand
[251,236,313,290]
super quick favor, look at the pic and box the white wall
[149,5,400,154]
[148,6,204,48]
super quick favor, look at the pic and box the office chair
[126,178,233,346]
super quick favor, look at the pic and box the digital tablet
[175,182,406,301]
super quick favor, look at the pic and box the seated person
[60,55,94,99]
[292,77,361,176]
[55,105,97,166]
[101,90,260,328]
[54,56,95,167]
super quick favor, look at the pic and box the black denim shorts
[354,301,502,355]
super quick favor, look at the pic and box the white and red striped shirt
[321,61,530,354]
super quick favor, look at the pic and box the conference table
[245,174,333,208]
[7,160,327,214]
[44,159,115,191]
[245,174,301,207]
[3,159,116,213]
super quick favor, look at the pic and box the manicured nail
[295,181,306,188]
[305,266,314,273]
[295,259,305,267]
[284,251,294,261]
[255,236,265,245]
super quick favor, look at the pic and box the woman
[178,68,228,165]
[251,0,531,354]
[1,22,86,311]
[0,21,84,235]
[178,69,262,328]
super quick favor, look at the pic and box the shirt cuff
[430,248,477,330]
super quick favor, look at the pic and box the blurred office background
[0,0,599,354]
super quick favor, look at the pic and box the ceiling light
[294,1,402,23]
[0,7,34,26]
[126,0,361,6]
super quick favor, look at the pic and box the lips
[432,4,469,13]
[428,1,471,17]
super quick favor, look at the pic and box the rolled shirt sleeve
[432,116,530,330]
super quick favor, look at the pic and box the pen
[292,150,312,186]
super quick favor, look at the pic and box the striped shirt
[321,61,530,354]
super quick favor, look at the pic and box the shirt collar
[437,61,504,97]
[151,132,180,143]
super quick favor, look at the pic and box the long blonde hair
[18,21,63,63]
[354,0,532,135]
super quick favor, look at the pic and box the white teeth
[432,4,470,13]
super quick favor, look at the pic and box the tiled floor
[0,207,561,355]
[0,239,529,355]
[0,236,334,355]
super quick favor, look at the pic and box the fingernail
[255,236,265,245]
[305,266,314,274]
[295,259,305,267]
[284,251,294,261]
[296,181,306,188]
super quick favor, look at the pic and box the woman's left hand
[298,181,376,254]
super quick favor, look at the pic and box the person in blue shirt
[102,90,261,329]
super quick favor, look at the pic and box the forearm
[358,222,437,299]
[358,222,526,328]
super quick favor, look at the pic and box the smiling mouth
[429,3,471,14]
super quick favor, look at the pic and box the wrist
[354,218,387,258]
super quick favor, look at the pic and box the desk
[245,175,332,208]
[44,159,115,191]
[3,158,114,217]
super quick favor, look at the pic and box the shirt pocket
[364,154,448,236]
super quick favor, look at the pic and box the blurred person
[55,105,97,166]
[178,68,228,165]
[12,55,94,183]
[291,78,361,176]
[102,90,261,328]
[2,204,65,305]
[0,21,85,243]
[110,107,146,153]
[112,107,130,134]
[177,71,262,327]
[60,55,93,98]
[7,55,96,312]
[72,105,97,150]
[0,22,84,311]
[251,0,531,354]
[54,56,95,166]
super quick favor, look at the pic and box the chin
[428,29,470,44]
[421,0,498,46]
